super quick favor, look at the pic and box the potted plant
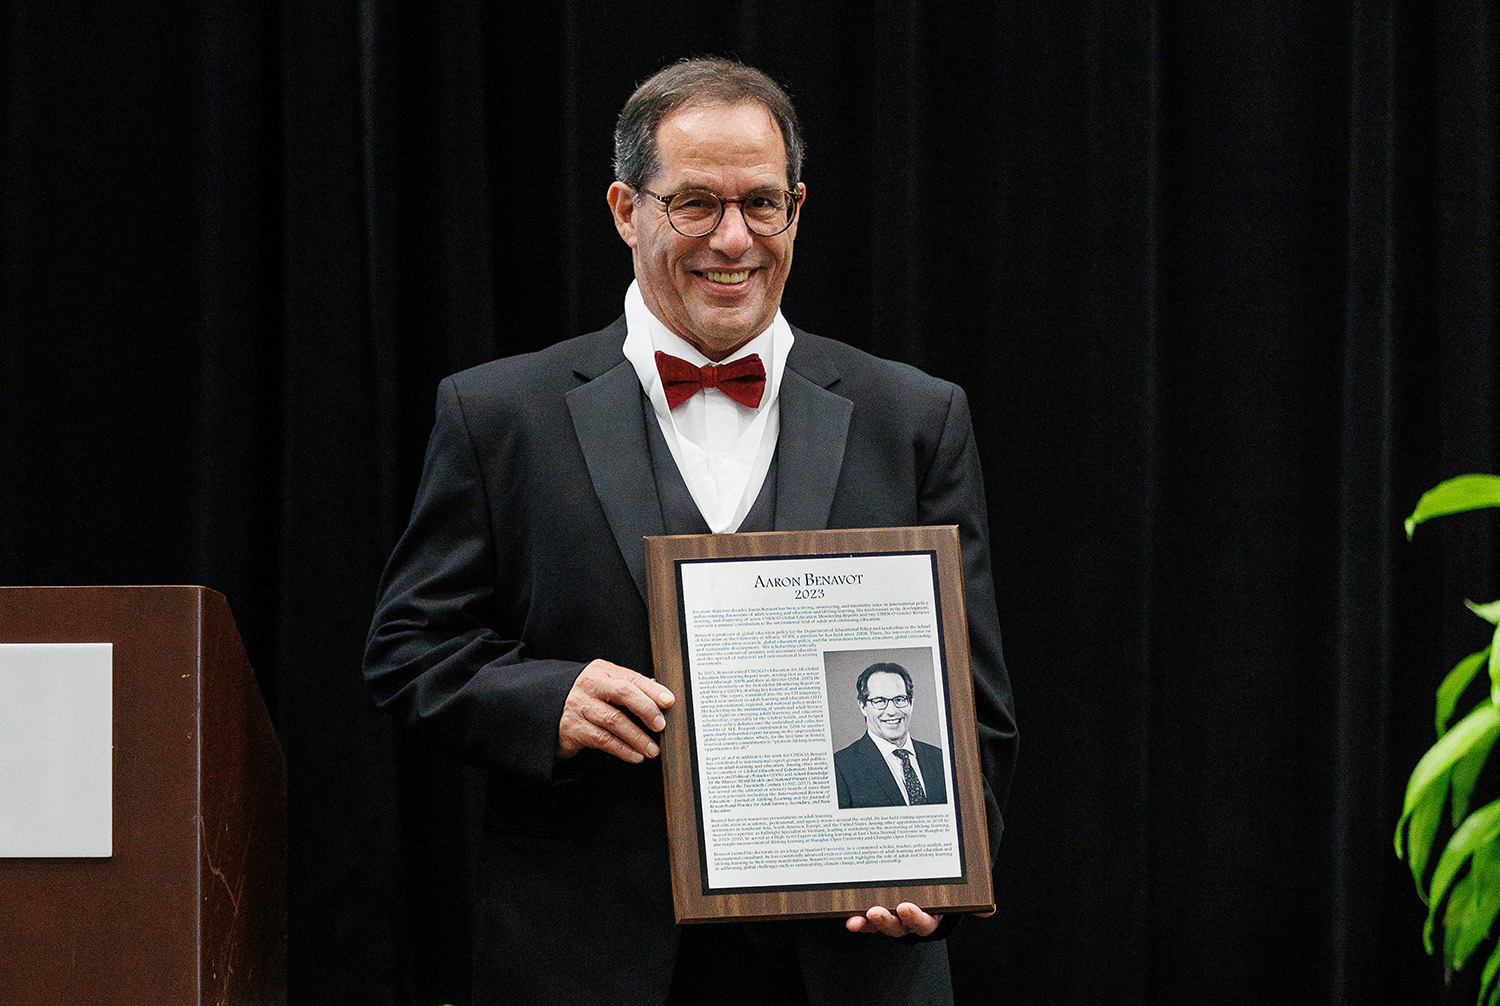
[1396,474,1500,1005]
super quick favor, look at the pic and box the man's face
[860,671,912,745]
[607,101,803,361]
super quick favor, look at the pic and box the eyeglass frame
[861,694,912,711]
[637,184,804,238]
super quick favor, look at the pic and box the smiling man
[835,663,949,809]
[606,99,800,364]
[365,59,1016,1006]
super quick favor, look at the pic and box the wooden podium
[0,586,286,1005]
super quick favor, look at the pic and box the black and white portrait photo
[824,647,950,809]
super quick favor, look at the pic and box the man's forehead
[654,101,786,171]
[659,97,778,134]
[866,672,908,695]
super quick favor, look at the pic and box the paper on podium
[0,642,112,857]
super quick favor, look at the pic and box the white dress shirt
[621,280,793,533]
[867,731,929,805]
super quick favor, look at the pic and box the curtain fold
[2,3,1496,1003]
[1332,2,1399,1002]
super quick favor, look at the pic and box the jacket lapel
[774,338,852,531]
[564,324,853,595]
[917,743,947,803]
[567,356,663,601]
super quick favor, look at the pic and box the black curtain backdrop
[2,3,1497,1004]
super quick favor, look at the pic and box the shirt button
[718,451,729,461]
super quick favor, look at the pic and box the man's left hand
[845,904,995,938]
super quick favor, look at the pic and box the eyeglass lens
[668,189,794,237]
[865,695,911,710]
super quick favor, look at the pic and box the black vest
[641,392,778,535]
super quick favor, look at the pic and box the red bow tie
[655,351,767,409]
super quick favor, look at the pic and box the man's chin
[682,308,772,358]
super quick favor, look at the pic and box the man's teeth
[705,270,750,283]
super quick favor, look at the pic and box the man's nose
[709,202,755,256]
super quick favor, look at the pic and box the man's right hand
[556,659,675,763]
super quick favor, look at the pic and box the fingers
[585,659,674,729]
[896,903,940,936]
[581,693,658,758]
[556,659,676,763]
[557,706,654,763]
[846,903,940,938]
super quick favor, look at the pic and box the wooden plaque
[644,525,994,925]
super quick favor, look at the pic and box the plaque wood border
[644,525,994,925]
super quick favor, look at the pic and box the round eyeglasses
[862,695,912,711]
[639,185,802,238]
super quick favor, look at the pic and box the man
[365,58,1017,1006]
[835,663,949,809]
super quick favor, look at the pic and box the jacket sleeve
[363,376,582,787]
[915,382,1019,938]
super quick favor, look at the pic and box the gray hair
[613,58,805,191]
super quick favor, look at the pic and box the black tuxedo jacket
[834,733,948,808]
[365,318,1018,1006]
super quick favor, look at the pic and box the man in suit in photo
[364,58,1017,1006]
[834,662,949,808]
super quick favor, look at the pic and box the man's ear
[607,181,638,248]
[786,181,806,239]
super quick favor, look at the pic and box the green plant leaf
[1439,649,1492,737]
[1494,622,1500,711]
[1459,603,1500,745]
[1475,847,1500,970]
[1455,834,1500,970]
[1469,599,1500,625]
[1426,798,1500,966]
[1481,940,1500,1006]
[1405,785,1445,895]
[1452,721,1500,826]
[1407,475,1500,539]
[1453,691,1500,834]
[1397,702,1500,883]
